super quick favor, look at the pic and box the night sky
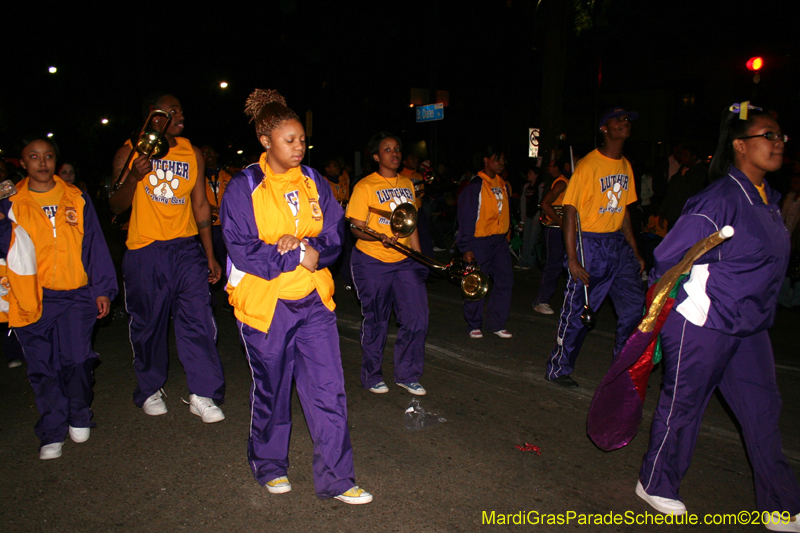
[2,0,798,185]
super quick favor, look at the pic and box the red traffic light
[746,57,764,71]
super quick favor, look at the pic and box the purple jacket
[651,165,789,336]
[219,163,344,281]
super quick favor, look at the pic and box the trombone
[349,203,490,301]
[109,109,173,198]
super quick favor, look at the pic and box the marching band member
[110,93,225,422]
[532,159,570,315]
[545,109,645,387]
[636,104,800,531]
[201,145,233,285]
[347,132,429,396]
[221,88,371,504]
[2,135,117,459]
[456,145,514,339]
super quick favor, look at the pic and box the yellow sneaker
[334,486,373,505]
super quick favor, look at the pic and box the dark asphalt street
[2,257,799,532]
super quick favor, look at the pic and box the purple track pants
[463,234,513,333]
[350,248,428,389]
[639,312,800,513]
[237,292,356,499]
[546,231,645,380]
[16,286,97,446]
[123,237,224,406]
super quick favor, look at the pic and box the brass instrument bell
[448,258,490,301]
[368,202,418,238]
[109,109,173,198]
[131,109,173,159]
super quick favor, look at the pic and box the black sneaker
[547,375,579,387]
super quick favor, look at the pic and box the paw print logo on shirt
[606,182,622,211]
[149,169,180,199]
[492,187,504,213]
[389,193,411,212]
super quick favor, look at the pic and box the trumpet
[349,203,489,301]
[109,109,173,198]
[539,205,564,228]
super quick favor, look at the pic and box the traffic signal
[746,57,764,71]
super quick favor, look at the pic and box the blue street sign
[415,103,444,123]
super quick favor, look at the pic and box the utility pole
[538,0,571,163]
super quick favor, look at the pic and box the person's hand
[277,234,302,255]
[130,153,153,182]
[463,251,475,264]
[208,258,222,284]
[380,234,398,248]
[300,243,320,272]
[96,296,111,319]
[568,257,590,286]
[635,253,646,275]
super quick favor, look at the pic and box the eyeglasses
[737,132,789,143]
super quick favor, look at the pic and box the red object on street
[515,443,541,455]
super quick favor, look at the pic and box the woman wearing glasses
[635,103,800,531]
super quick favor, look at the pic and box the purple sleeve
[457,178,481,252]
[81,194,119,301]
[650,212,720,283]
[220,169,302,281]
[301,166,343,270]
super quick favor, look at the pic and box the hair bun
[245,89,287,121]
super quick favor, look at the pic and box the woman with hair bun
[220,89,372,504]
[635,103,800,531]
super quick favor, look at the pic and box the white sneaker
[635,481,687,515]
[334,486,373,505]
[469,329,483,339]
[765,512,800,532]
[69,426,90,443]
[265,476,292,494]
[396,382,426,396]
[187,394,225,423]
[39,442,63,460]
[142,391,168,416]
[533,303,555,315]
[368,381,389,394]
[493,330,513,339]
